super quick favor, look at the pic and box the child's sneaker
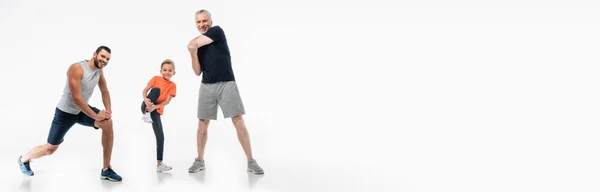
[157,163,172,172]
[142,113,153,123]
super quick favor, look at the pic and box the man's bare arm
[188,40,202,76]
[98,70,112,113]
[67,64,103,120]
[195,35,214,47]
[190,54,202,76]
[188,35,214,76]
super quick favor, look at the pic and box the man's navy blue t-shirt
[197,25,235,84]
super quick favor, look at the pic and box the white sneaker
[157,163,172,172]
[142,113,153,123]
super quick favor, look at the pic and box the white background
[1,0,599,191]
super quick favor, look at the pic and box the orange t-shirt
[147,76,176,115]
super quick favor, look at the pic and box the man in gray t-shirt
[17,46,123,182]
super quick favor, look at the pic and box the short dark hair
[95,46,111,54]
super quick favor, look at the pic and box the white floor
[5,156,410,192]
[2,110,413,192]
[2,100,600,192]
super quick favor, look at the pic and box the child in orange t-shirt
[141,59,177,172]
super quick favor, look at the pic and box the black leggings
[141,88,165,161]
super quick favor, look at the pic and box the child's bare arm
[148,95,174,111]
[142,85,153,104]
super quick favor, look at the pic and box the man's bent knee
[95,119,113,130]
[45,144,59,155]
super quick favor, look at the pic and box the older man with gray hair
[186,9,264,174]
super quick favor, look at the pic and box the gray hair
[195,9,212,18]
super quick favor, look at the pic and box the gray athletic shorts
[197,81,246,120]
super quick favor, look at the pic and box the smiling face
[160,60,175,80]
[195,11,212,34]
[93,49,111,69]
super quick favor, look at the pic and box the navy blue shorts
[47,106,101,145]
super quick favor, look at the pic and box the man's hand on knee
[94,118,113,128]
[96,110,111,121]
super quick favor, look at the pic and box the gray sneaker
[188,158,205,173]
[247,159,264,174]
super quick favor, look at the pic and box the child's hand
[146,105,157,112]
